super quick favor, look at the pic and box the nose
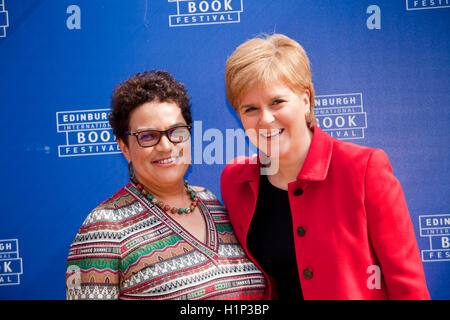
[258,108,275,126]
[155,133,173,152]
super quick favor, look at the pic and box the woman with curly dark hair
[65,70,266,300]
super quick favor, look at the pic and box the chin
[261,141,289,159]
[163,164,189,179]
[155,173,184,186]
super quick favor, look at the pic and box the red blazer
[221,126,430,300]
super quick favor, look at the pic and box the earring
[128,162,135,180]
[305,108,312,127]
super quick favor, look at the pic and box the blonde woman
[221,34,429,300]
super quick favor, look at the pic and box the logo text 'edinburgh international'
[406,0,450,10]
[0,239,23,286]
[0,0,9,37]
[314,93,367,140]
[419,214,450,262]
[168,0,244,27]
[56,109,121,157]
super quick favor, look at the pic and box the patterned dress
[65,182,266,300]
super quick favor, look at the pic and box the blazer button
[293,188,304,196]
[297,226,306,237]
[303,268,313,279]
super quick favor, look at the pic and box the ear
[117,138,131,162]
[302,89,311,109]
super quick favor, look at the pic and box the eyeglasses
[125,125,191,148]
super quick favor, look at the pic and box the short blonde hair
[225,33,316,127]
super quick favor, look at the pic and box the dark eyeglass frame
[124,125,192,148]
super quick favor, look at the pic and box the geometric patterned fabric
[66,182,266,300]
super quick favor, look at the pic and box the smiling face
[238,81,313,161]
[118,101,191,190]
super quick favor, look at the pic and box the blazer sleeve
[365,149,430,299]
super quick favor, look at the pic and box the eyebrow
[238,95,286,111]
[269,94,286,102]
[135,122,187,132]
[239,104,255,112]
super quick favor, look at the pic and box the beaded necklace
[132,178,198,214]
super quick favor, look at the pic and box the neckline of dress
[125,183,219,265]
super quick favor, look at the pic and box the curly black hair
[109,70,192,145]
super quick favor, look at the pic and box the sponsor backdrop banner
[0,0,448,299]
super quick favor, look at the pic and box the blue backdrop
[0,0,449,300]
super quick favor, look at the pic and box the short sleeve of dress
[65,207,122,300]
